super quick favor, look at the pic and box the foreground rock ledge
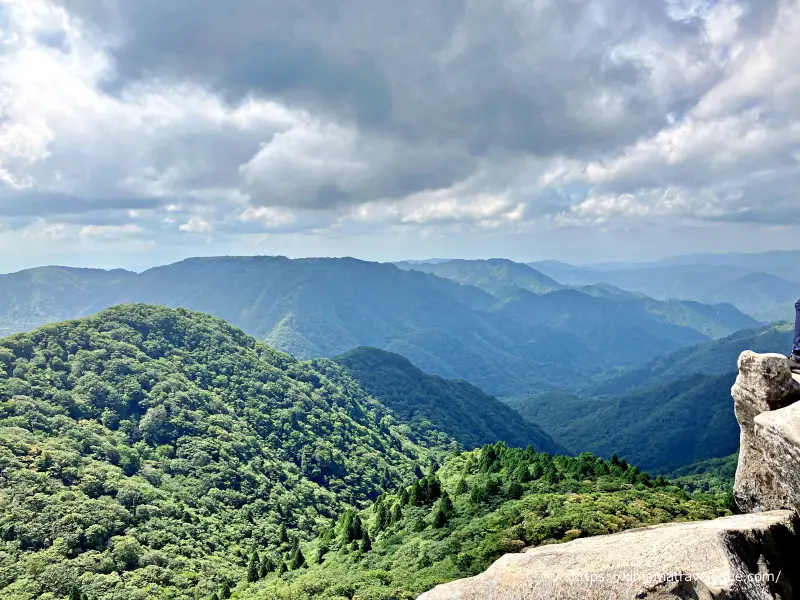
[732,351,800,514]
[418,511,800,600]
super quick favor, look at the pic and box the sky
[0,0,798,272]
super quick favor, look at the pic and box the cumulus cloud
[0,0,797,265]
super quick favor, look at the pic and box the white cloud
[179,217,212,234]
[0,0,797,265]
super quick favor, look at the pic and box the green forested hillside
[395,258,563,295]
[237,444,730,600]
[399,259,760,338]
[0,306,430,600]
[332,347,564,453]
[0,267,135,337]
[0,257,759,397]
[505,323,794,472]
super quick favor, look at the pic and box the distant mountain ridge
[0,256,759,396]
[530,252,800,322]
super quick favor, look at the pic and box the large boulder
[732,351,800,513]
[418,511,800,600]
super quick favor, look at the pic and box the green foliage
[0,305,429,599]
[506,324,794,472]
[239,443,730,600]
[333,346,563,452]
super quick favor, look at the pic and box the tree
[290,545,305,570]
[259,554,275,578]
[69,586,82,600]
[374,501,389,532]
[278,523,289,544]
[360,530,372,552]
[247,550,260,582]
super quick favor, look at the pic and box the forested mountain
[0,267,135,337]
[399,258,759,337]
[0,257,758,397]
[0,306,732,600]
[395,258,563,295]
[0,305,431,599]
[332,347,564,453]
[505,323,794,472]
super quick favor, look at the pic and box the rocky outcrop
[419,351,800,600]
[732,351,800,513]
[419,510,800,600]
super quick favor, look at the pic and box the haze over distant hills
[530,250,800,322]
[0,256,758,397]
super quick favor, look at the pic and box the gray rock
[732,351,800,513]
[418,511,800,600]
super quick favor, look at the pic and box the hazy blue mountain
[492,288,757,345]
[655,250,800,282]
[0,266,135,336]
[0,256,760,396]
[395,258,563,295]
[333,346,565,453]
[530,260,797,322]
[505,323,794,472]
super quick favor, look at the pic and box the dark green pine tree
[397,486,409,506]
[455,476,468,495]
[278,523,289,544]
[278,561,288,575]
[374,501,389,532]
[360,530,372,553]
[289,545,305,570]
[390,501,402,524]
[247,550,260,582]
[69,587,82,600]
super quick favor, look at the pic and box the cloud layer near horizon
[0,0,797,268]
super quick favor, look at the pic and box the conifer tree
[360,530,372,552]
[247,550,260,582]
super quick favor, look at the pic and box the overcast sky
[0,0,798,271]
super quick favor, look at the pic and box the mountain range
[0,256,759,397]
[531,251,800,322]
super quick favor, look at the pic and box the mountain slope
[0,256,759,397]
[333,346,565,453]
[0,266,135,336]
[239,444,729,600]
[505,323,794,472]
[0,305,430,600]
[396,258,563,296]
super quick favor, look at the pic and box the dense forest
[0,306,431,599]
[236,443,730,600]
[0,306,733,600]
[332,347,563,453]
